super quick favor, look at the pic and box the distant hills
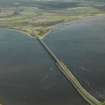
[24,0,105,1]
[0,0,105,3]
[0,0,104,10]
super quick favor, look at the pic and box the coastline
[0,27,52,39]
[64,14,105,26]
[0,14,105,39]
[39,29,53,39]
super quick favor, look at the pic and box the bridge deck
[37,37,102,105]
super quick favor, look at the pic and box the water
[44,16,105,101]
[0,29,89,105]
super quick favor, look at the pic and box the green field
[0,6,105,38]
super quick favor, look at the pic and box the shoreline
[0,27,35,38]
[0,14,105,39]
[39,29,53,39]
[64,14,105,25]
[0,27,52,39]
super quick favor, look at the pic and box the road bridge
[36,36,102,105]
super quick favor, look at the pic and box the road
[37,37,102,105]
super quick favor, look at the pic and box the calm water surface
[0,29,88,105]
[44,16,105,101]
